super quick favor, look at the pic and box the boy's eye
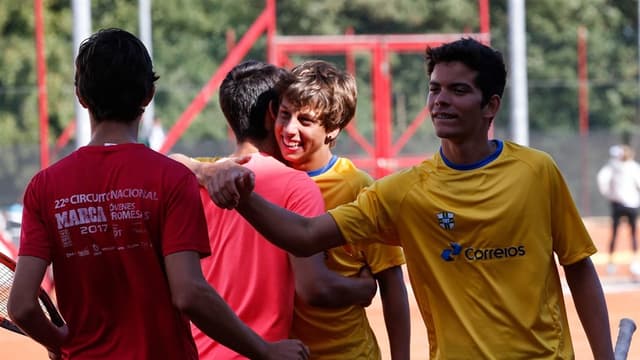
[278,110,291,119]
[453,86,469,94]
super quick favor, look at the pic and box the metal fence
[0,128,632,223]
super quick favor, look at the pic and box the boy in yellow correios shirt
[275,60,410,360]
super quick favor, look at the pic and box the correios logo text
[440,242,526,262]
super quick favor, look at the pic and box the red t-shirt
[20,143,210,360]
[192,153,324,360]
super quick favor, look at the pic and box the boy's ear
[267,100,278,120]
[265,100,278,131]
[324,128,341,145]
[482,94,501,120]
[75,87,89,109]
[142,86,156,107]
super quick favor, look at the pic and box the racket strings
[0,261,54,322]
[0,262,13,319]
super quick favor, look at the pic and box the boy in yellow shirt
[205,39,614,359]
[274,60,410,360]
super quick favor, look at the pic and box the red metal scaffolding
[37,0,491,178]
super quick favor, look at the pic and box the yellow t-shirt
[290,156,405,359]
[329,141,597,359]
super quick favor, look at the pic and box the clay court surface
[1,217,639,359]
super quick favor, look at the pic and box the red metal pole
[391,106,429,156]
[345,27,356,76]
[372,44,392,178]
[160,7,271,154]
[52,120,76,159]
[34,0,49,168]
[577,27,589,136]
[479,0,491,35]
[266,0,276,64]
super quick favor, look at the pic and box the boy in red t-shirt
[8,28,308,360]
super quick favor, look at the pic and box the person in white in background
[597,144,640,275]
[148,118,166,151]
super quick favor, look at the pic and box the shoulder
[501,141,557,172]
[334,157,374,186]
[193,156,223,163]
[250,153,319,191]
[502,141,553,162]
[365,165,425,205]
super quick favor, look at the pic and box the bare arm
[197,159,344,256]
[168,153,250,188]
[375,266,410,360]
[564,257,614,360]
[236,192,343,257]
[167,153,204,182]
[290,254,376,308]
[8,256,69,356]
[165,251,309,360]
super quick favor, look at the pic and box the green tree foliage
[4,0,639,144]
[2,0,640,204]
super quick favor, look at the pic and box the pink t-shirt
[20,143,210,360]
[192,153,324,360]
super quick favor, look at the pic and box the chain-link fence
[0,128,630,219]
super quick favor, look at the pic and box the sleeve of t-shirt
[19,172,53,262]
[345,170,405,273]
[329,173,402,247]
[548,157,597,265]
[161,171,211,257]
[361,242,405,274]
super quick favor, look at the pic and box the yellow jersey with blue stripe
[290,156,405,359]
[328,140,596,359]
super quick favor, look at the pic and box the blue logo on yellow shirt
[437,211,455,230]
[441,243,526,262]
[441,242,462,261]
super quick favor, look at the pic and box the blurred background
[1,0,640,247]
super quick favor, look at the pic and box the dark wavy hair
[74,28,158,123]
[426,38,506,107]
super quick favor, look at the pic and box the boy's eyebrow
[278,102,292,111]
[429,80,473,88]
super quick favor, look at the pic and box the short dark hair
[425,38,506,107]
[219,60,289,141]
[75,28,158,123]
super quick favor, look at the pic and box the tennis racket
[614,317,637,360]
[0,252,64,335]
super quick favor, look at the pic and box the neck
[295,149,334,172]
[88,118,140,146]
[440,138,495,165]
[231,142,261,157]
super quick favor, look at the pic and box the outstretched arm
[375,266,410,360]
[167,153,204,181]
[168,153,251,188]
[165,251,309,360]
[236,192,343,257]
[9,256,69,357]
[190,158,344,256]
[564,257,614,360]
[290,254,376,308]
